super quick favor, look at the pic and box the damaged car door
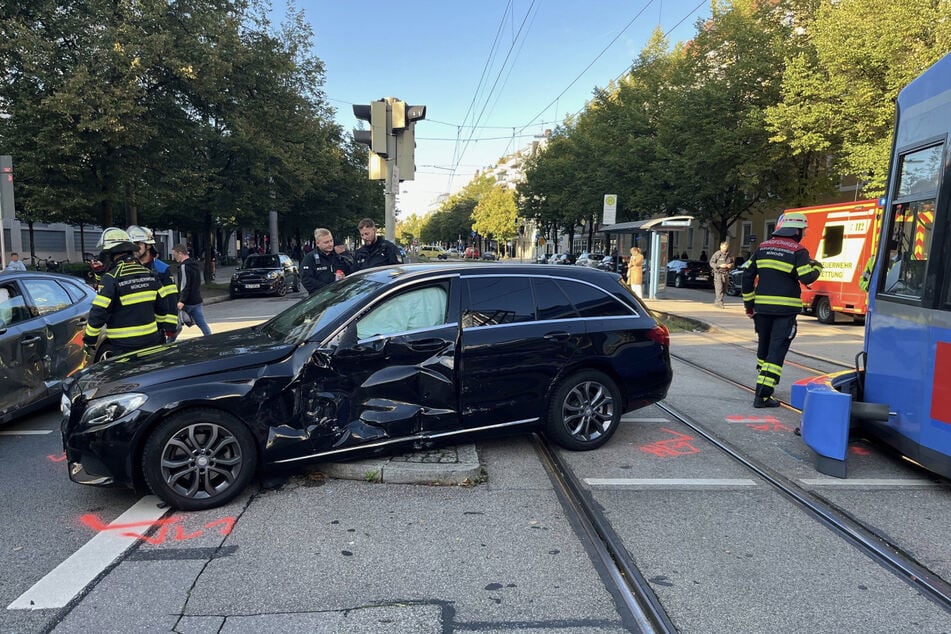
[306,280,460,452]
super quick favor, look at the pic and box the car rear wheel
[815,296,835,324]
[142,409,257,511]
[674,274,685,288]
[545,370,621,451]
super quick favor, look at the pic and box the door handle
[72,318,88,326]
[407,338,447,353]
[544,331,571,342]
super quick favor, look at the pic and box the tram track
[656,362,951,613]
[533,434,677,634]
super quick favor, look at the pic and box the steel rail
[532,435,678,634]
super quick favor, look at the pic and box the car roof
[356,262,622,285]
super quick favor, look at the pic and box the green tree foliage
[420,173,496,244]
[472,185,518,243]
[0,0,379,252]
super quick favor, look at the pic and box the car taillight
[647,323,670,347]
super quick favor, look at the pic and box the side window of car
[58,279,86,303]
[22,279,72,316]
[533,278,579,321]
[463,277,535,327]
[0,284,30,327]
[356,285,449,340]
[556,279,632,318]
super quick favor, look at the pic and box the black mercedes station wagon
[62,264,672,510]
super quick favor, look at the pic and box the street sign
[603,194,617,225]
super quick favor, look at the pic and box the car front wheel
[545,370,621,451]
[274,279,287,297]
[142,409,257,511]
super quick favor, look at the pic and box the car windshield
[245,255,280,268]
[260,276,384,343]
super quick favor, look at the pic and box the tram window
[821,225,844,258]
[897,145,943,196]
[880,199,935,299]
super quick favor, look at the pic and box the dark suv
[666,260,713,288]
[63,264,673,510]
[230,253,300,298]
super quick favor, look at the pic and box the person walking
[171,244,212,336]
[353,218,401,271]
[300,228,352,295]
[83,227,177,361]
[5,252,26,271]
[710,241,734,307]
[742,212,822,408]
[628,247,645,297]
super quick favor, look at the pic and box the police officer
[83,227,178,361]
[353,218,401,271]
[301,228,351,295]
[128,225,179,335]
[742,212,822,408]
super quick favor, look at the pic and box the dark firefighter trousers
[753,313,797,400]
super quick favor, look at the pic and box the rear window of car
[533,277,579,320]
[557,279,632,318]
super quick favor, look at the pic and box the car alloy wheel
[674,274,685,288]
[815,296,835,324]
[275,279,287,297]
[545,370,621,451]
[142,409,257,511]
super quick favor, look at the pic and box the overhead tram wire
[449,0,538,191]
[515,0,658,139]
[452,0,513,175]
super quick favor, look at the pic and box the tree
[472,186,518,245]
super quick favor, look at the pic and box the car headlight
[80,393,148,426]
[231,274,239,281]
[267,271,280,279]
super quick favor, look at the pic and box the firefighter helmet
[127,225,155,244]
[772,212,808,237]
[96,227,136,254]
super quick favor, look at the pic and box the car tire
[545,370,621,451]
[142,409,257,511]
[274,280,287,297]
[674,274,685,288]
[815,296,835,324]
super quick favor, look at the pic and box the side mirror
[335,322,359,351]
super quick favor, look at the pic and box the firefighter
[128,225,179,336]
[83,227,178,361]
[742,212,822,408]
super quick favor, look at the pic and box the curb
[309,444,483,485]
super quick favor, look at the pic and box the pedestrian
[5,252,26,271]
[710,241,734,307]
[353,218,401,270]
[171,243,212,336]
[628,247,644,298]
[83,227,177,361]
[300,228,352,295]
[742,212,822,408]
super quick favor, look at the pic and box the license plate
[696,275,709,281]
[244,283,261,289]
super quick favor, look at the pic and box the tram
[792,50,951,479]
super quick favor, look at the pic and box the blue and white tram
[792,51,951,479]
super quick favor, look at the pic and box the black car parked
[666,259,714,288]
[62,264,673,510]
[1,271,94,423]
[230,253,300,298]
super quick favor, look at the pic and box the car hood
[75,328,296,398]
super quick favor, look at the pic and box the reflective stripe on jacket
[741,236,821,315]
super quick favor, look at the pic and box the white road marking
[0,430,53,435]
[7,496,169,610]
[585,478,758,487]
[799,478,940,487]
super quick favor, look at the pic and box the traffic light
[395,104,425,181]
[352,100,389,156]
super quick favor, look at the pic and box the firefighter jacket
[301,249,351,294]
[84,255,178,350]
[354,237,401,271]
[742,236,822,315]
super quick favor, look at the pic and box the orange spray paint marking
[639,428,699,457]
[850,445,872,456]
[80,513,237,545]
[725,415,781,424]
[47,453,68,463]
[746,421,794,432]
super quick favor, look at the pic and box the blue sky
[291,0,712,216]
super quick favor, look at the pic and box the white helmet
[127,225,155,244]
[96,227,135,254]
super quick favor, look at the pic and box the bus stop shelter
[600,215,694,299]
